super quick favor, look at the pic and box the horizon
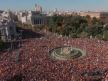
[0,0,108,12]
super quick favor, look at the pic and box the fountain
[49,46,86,60]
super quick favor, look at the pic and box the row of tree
[47,15,108,40]
[16,14,108,41]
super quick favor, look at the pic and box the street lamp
[18,30,23,48]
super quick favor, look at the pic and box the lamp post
[15,30,23,63]
[0,34,5,51]
[16,49,20,63]
[19,30,23,48]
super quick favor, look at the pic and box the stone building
[27,11,47,25]
[35,4,42,13]
[18,11,47,26]
[0,17,17,42]
[17,4,47,26]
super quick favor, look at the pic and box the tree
[91,17,99,25]
[48,15,64,33]
[86,15,91,24]
[47,15,106,40]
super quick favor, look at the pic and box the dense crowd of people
[0,35,108,81]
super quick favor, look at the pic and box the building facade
[17,4,47,26]
[35,4,42,13]
[0,16,17,42]
[18,11,47,26]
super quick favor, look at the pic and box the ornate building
[0,16,17,41]
[18,4,47,26]
[35,4,42,13]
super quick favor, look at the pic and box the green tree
[48,15,64,33]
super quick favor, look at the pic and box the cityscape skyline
[0,0,108,11]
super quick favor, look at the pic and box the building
[18,11,47,26]
[18,11,28,24]
[0,16,17,42]
[79,11,101,18]
[79,11,108,23]
[18,4,47,26]
[79,11,108,20]
[27,11,47,25]
[100,12,108,23]
[35,4,42,13]
[0,10,3,15]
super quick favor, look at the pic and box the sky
[0,0,108,11]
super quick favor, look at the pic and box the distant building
[79,11,108,23]
[0,10,3,15]
[100,12,108,23]
[0,10,18,22]
[18,11,47,26]
[79,11,100,18]
[18,11,28,24]
[35,4,42,13]
[27,11,47,25]
[2,11,10,18]
[79,11,108,20]
[18,4,47,26]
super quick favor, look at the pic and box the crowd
[0,35,108,81]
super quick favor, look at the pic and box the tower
[35,4,42,13]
